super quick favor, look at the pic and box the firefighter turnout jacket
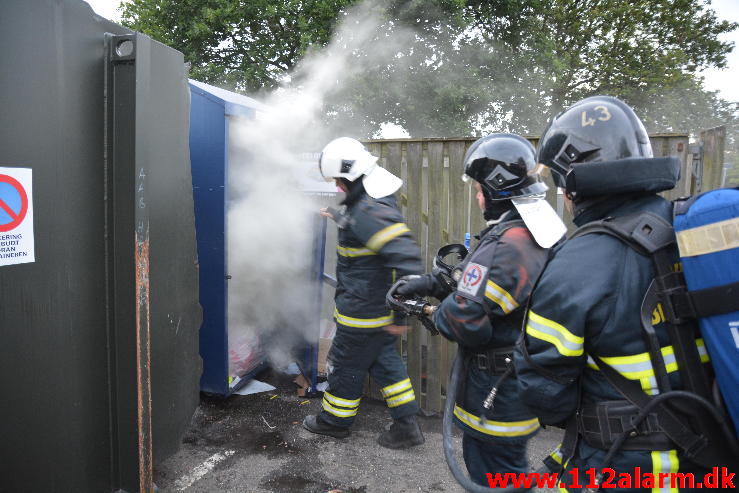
[515,193,716,490]
[434,211,550,442]
[333,186,423,330]
[319,183,424,428]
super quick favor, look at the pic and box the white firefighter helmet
[318,137,402,199]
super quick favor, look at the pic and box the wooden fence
[351,132,707,413]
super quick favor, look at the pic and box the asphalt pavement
[154,370,563,493]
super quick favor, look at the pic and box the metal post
[105,33,154,493]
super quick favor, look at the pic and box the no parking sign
[0,167,34,266]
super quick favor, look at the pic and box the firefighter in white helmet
[303,137,425,449]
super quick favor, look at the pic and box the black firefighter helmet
[463,133,548,201]
[537,95,654,191]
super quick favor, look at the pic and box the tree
[120,0,358,93]
[120,0,465,94]
[326,0,739,137]
[121,0,738,140]
[460,0,738,132]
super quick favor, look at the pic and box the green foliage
[121,0,358,92]
[459,0,738,133]
[327,0,739,137]
[121,0,738,143]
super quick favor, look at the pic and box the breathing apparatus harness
[555,209,739,490]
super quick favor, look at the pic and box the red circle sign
[0,174,29,232]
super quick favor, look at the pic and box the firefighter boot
[377,415,425,449]
[302,414,351,439]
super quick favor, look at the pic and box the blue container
[188,80,269,395]
[188,81,335,396]
[674,188,739,434]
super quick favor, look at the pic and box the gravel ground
[154,370,563,493]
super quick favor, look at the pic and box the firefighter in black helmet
[397,133,565,485]
[515,95,732,490]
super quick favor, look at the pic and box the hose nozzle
[478,386,499,426]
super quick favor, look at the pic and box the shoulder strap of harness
[574,212,739,318]
[569,210,733,468]
[570,211,713,396]
[488,219,526,240]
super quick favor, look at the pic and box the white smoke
[224,1,411,373]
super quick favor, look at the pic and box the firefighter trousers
[319,326,419,428]
[463,433,530,489]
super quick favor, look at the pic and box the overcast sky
[86,0,739,103]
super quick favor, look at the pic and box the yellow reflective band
[333,309,394,328]
[453,405,540,437]
[526,310,584,357]
[651,449,679,493]
[366,223,410,252]
[550,443,564,465]
[485,279,519,314]
[322,399,359,418]
[381,378,412,397]
[586,339,709,394]
[676,216,739,257]
[386,389,416,408]
[323,391,360,409]
[337,245,377,257]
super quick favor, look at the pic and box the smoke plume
[225,1,414,374]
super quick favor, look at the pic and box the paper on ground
[233,378,276,395]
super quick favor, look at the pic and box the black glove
[386,278,440,336]
[396,274,450,300]
[396,274,434,296]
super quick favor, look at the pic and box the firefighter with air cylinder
[515,95,738,491]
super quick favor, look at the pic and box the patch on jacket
[457,262,488,297]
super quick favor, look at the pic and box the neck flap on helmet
[566,156,680,200]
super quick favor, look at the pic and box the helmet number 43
[581,105,612,127]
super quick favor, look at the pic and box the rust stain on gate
[135,232,153,492]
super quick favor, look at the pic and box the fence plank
[447,141,468,245]
[424,142,445,412]
[385,142,401,176]
[650,135,690,200]
[700,127,726,191]
[405,142,424,402]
